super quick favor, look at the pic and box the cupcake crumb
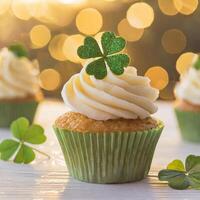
[55,112,158,133]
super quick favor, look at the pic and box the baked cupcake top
[175,55,200,106]
[55,112,158,132]
[62,32,159,120]
[0,46,40,100]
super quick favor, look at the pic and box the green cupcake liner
[175,108,200,142]
[0,101,39,128]
[54,122,163,184]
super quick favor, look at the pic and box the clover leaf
[101,32,126,55]
[167,159,185,172]
[11,117,30,140]
[186,155,200,172]
[77,32,130,79]
[9,44,28,58]
[106,54,130,75]
[0,140,19,161]
[158,155,200,190]
[86,58,107,79]
[77,37,102,58]
[0,117,49,164]
[14,144,35,164]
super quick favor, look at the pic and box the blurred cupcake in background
[0,44,43,127]
[174,54,200,142]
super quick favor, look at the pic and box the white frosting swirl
[62,65,159,120]
[0,48,40,99]
[175,67,200,105]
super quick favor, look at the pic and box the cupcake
[54,32,164,183]
[174,55,200,142]
[0,45,43,127]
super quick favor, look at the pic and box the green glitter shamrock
[77,32,130,79]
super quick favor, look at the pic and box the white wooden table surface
[0,100,200,200]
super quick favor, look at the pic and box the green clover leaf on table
[77,32,130,79]
[158,155,200,190]
[9,43,28,58]
[0,117,49,164]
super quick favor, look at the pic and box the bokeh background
[0,0,199,100]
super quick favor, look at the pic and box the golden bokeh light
[158,0,178,16]
[48,34,68,61]
[0,0,11,15]
[76,8,103,35]
[118,18,144,42]
[145,66,169,90]
[176,52,198,74]
[126,2,154,29]
[173,0,198,15]
[161,29,186,54]
[58,0,86,3]
[11,0,32,20]
[34,2,77,27]
[63,34,85,63]
[39,69,61,91]
[30,25,51,48]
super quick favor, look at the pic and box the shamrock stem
[30,146,51,159]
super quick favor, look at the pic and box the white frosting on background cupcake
[0,48,40,99]
[62,65,159,120]
[175,67,200,105]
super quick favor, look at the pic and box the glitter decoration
[77,37,102,58]
[86,58,107,79]
[101,32,126,55]
[78,32,130,79]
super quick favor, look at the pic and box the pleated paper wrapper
[54,122,164,184]
[175,108,200,143]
